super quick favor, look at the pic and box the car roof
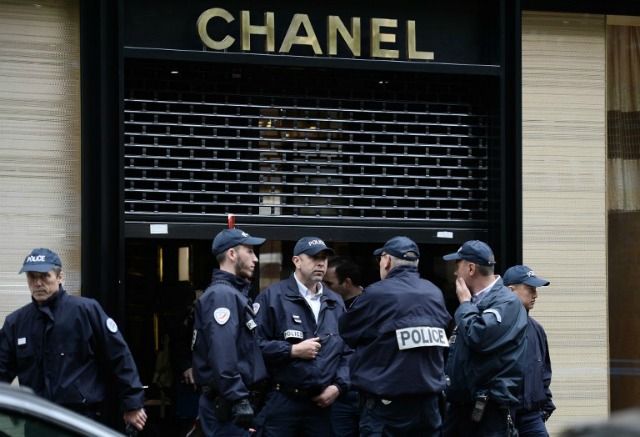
[0,382,124,436]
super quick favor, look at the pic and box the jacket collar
[211,269,253,294]
[386,264,419,279]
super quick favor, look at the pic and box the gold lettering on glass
[197,8,235,50]
[370,18,399,59]
[407,20,434,60]
[241,10,275,52]
[327,16,361,56]
[279,14,323,54]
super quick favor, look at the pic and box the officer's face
[293,252,329,287]
[510,283,538,312]
[323,267,347,297]
[26,269,62,304]
[454,259,472,283]
[233,244,259,280]
[378,253,391,280]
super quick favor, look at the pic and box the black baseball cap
[503,265,550,287]
[373,236,420,261]
[19,248,62,274]
[442,240,496,266]
[212,228,266,256]
[293,237,335,256]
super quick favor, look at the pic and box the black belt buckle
[274,383,319,400]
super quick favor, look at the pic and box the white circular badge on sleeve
[106,318,118,333]
[214,307,231,325]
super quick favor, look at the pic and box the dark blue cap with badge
[212,228,266,256]
[442,240,496,266]
[293,237,335,256]
[19,248,62,274]
[503,265,550,287]
[373,236,420,261]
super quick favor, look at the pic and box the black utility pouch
[213,396,232,422]
[470,393,488,423]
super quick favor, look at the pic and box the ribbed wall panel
[522,12,608,434]
[0,0,81,323]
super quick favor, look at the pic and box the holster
[213,396,232,422]
[248,380,269,414]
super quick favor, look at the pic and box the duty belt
[273,383,323,400]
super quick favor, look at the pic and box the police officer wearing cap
[192,227,269,436]
[503,265,556,437]
[0,248,147,432]
[339,236,451,436]
[254,236,350,437]
[441,240,528,437]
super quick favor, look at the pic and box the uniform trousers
[256,390,331,437]
[515,409,549,437]
[359,392,441,437]
[443,401,513,437]
[198,394,249,437]
[331,390,360,437]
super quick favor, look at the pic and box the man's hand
[232,398,254,430]
[123,408,147,431]
[455,277,473,303]
[311,385,340,408]
[183,367,195,386]
[291,337,321,360]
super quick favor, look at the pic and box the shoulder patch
[106,318,118,333]
[214,307,231,325]
[484,308,502,323]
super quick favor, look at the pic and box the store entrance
[123,236,459,436]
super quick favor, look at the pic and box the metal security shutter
[124,60,496,229]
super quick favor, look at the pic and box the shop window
[606,15,640,412]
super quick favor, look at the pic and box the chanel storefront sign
[197,8,434,61]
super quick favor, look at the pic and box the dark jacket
[445,277,528,405]
[520,317,555,415]
[0,288,144,411]
[192,269,268,402]
[339,265,452,397]
[254,275,350,393]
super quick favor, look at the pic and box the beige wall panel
[0,0,81,323]
[522,12,608,435]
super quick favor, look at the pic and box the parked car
[0,382,124,436]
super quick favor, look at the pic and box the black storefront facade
[73,0,640,433]
[82,0,519,393]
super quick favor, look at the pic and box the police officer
[254,237,350,437]
[0,248,147,432]
[339,236,451,436]
[441,240,528,437]
[503,265,556,437]
[192,227,268,436]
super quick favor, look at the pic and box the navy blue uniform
[254,275,349,436]
[339,265,451,436]
[514,317,555,437]
[0,287,144,413]
[443,278,528,437]
[192,269,268,436]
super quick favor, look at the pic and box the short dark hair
[328,257,362,288]
[476,264,494,277]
